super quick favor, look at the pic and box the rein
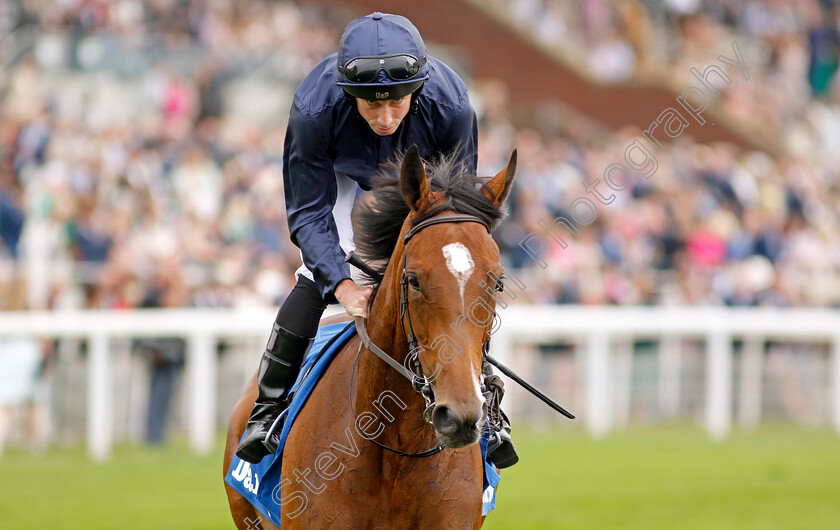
[348,339,443,458]
[352,213,491,458]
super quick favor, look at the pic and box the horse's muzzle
[431,404,482,448]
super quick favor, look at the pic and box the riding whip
[347,251,574,419]
[484,354,575,419]
[345,251,383,282]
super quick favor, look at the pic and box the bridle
[354,213,492,458]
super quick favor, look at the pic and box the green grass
[486,426,840,530]
[1,427,838,529]
[0,441,231,529]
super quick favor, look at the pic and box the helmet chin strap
[410,84,423,114]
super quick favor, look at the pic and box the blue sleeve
[282,103,352,303]
[441,99,478,175]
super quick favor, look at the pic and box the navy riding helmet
[336,12,430,101]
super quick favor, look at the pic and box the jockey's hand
[334,279,373,318]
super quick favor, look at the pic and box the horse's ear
[400,144,430,212]
[482,149,517,207]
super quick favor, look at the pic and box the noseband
[354,213,491,457]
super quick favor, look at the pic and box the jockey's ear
[482,149,517,207]
[400,144,431,212]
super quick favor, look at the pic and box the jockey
[236,12,518,468]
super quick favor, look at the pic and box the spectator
[0,278,50,457]
[132,263,188,445]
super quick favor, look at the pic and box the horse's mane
[352,151,507,282]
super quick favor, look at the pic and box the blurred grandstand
[0,0,839,452]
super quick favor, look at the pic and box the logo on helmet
[375,91,390,100]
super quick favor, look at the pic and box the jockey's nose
[379,105,393,126]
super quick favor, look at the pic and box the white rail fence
[1,306,838,461]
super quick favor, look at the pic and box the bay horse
[224,145,516,529]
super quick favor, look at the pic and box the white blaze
[472,365,485,403]
[442,242,474,304]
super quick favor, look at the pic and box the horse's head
[392,146,516,448]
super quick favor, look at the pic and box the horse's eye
[406,274,421,291]
[495,274,505,292]
[495,279,504,293]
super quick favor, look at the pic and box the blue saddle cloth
[224,321,501,527]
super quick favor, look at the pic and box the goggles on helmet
[339,54,427,83]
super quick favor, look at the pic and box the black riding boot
[483,360,520,469]
[235,324,313,463]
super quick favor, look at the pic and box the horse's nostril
[431,405,459,436]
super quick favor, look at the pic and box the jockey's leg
[482,360,520,469]
[235,276,326,463]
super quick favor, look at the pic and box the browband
[403,214,490,245]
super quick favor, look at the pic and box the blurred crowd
[500,0,839,138]
[0,0,347,312]
[1,0,840,312]
[485,0,840,306]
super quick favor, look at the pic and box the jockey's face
[356,96,412,136]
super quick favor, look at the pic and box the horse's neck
[354,263,435,453]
